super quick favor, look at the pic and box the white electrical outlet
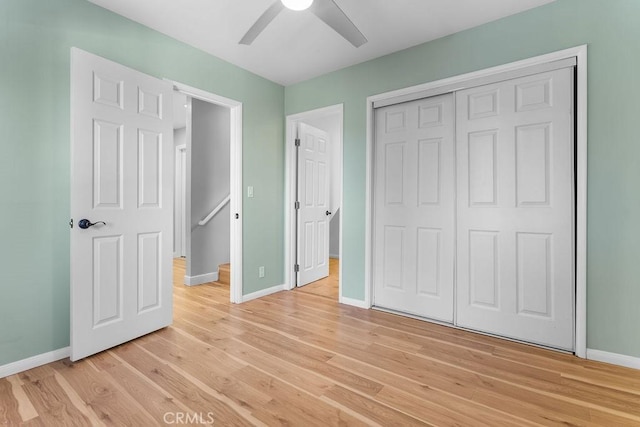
[247,186,254,198]
[258,266,265,278]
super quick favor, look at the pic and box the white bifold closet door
[373,94,455,322]
[455,67,575,350]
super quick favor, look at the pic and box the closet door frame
[365,45,588,358]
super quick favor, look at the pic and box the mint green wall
[0,0,284,366]
[285,0,640,358]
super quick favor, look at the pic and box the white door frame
[285,104,344,297]
[365,45,588,358]
[169,80,244,304]
[174,144,187,258]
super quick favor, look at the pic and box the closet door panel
[455,67,574,351]
[373,94,455,322]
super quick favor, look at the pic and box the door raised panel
[317,221,327,266]
[303,221,314,270]
[305,134,314,151]
[417,228,441,296]
[383,226,405,290]
[384,142,405,205]
[317,161,327,206]
[304,159,314,207]
[517,232,552,318]
[93,120,123,209]
[385,110,406,133]
[318,137,327,154]
[468,89,499,120]
[418,138,441,205]
[93,235,123,327]
[138,87,163,119]
[516,123,550,206]
[468,130,498,206]
[419,104,443,128]
[516,78,552,112]
[138,232,161,313]
[93,73,123,109]
[469,231,499,309]
[138,129,162,208]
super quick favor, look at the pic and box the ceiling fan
[239,0,367,47]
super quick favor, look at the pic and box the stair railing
[198,194,231,226]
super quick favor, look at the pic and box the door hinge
[69,218,73,229]
[294,264,300,273]
[295,138,301,147]
[235,213,239,219]
[294,201,300,210]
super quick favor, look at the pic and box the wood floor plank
[136,334,273,413]
[171,317,336,397]
[0,378,24,425]
[5,374,38,423]
[51,359,156,425]
[327,355,540,427]
[322,338,481,399]
[236,330,384,396]
[415,342,640,421]
[374,385,502,427]
[112,341,258,426]
[51,372,106,426]
[20,373,91,426]
[234,365,369,427]
[102,360,192,423]
[323,384,429,426]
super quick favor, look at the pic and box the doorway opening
[285,105,343,301]
[171,81,243,304]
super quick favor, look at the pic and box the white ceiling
[88,0,555,86]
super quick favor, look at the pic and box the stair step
[218,263,230,286]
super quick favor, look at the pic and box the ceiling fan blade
[310,0,367,47]
[239,1,285,45]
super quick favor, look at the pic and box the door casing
[365,45,588,357]
[174,144,187,258]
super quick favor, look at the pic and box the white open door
[455,67,574,350]
[372,94,456,322]
[297,123,331,286]
[70,48,174,361]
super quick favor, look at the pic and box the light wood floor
[296,257,339,300]
[2,259,640,426]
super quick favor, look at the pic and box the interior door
[297,123,331,286]
[70,48,174,361]
[373,94,455,322]
[455,67,574,350]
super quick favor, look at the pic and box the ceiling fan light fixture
[281,0,314,11]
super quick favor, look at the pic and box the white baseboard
[339,296,370,309]
[587,348,640,370]
[0,347,70,379]
[184,271,218,286]
[241,284,286,303]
